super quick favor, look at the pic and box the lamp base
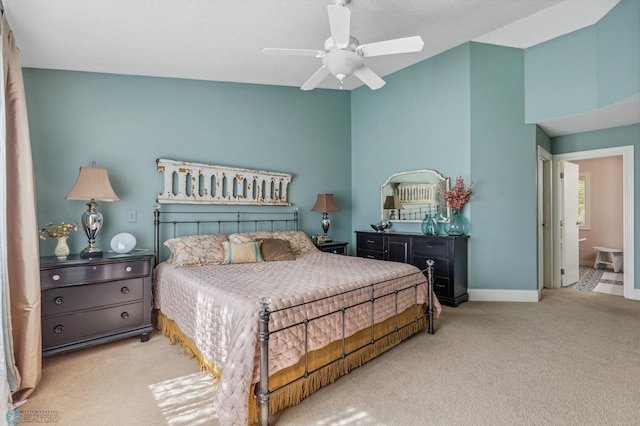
[80,248,103,259]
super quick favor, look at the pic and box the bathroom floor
[569,266,624,296]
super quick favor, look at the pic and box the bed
[153,208,440,425]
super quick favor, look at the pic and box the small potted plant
[39,221,80,259]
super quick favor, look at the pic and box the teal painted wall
[24,70,352,256]
[551,123,640,290]
[525,0,640,122]
[351,44,471,239]
[469,43,538,290]
[597,0,640,105]
[525,27,598,122]
[352,42,539,292]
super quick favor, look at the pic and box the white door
[561,161,580,286]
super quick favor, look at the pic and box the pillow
[164,234,228,267]
[222,241,264,264]
[272,231,319,255]
[257,238,296,261]
[228,231,275,244]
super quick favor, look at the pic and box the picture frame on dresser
[356,231,468,306]
[39,252,155,357]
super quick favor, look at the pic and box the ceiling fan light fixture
[322,50,362,79]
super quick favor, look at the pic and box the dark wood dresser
[356,231,468,307]
[40,252,154,357]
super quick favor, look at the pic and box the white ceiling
[3,0,638,136]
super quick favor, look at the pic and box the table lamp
[66,163,119,258]
[310,193,340,242]
[383,195,403,220]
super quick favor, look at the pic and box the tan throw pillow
[222,241,264,264]
[257,238,296,261]
[272,231,319,255]
[164,234,229,266]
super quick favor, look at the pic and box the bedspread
[154,251,436,426]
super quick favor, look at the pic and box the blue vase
[445,209,468,236]
[421,214,438,236]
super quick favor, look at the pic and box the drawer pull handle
[121,312,130,319]
[121,286,130,294]
[367,255,375,259]
[125,266,133,272]
[367,240,374,244]
[52,274,61,281]
[54,325,64,334]
[54,296,64,305]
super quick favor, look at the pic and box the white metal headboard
[156,158,292,206]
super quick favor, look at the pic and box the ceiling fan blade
[301,67,330,91]
[357,36,424,57]
[353,65,385,90]
[262,48,324,57]
[327,4,351,48]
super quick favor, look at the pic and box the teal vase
[421,214,438,236]
[445,209,468,236]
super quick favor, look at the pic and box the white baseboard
[468,289,540,303]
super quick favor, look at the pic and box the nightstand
[315,241,349,255]
[40,252,154,357]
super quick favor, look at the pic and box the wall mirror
[380,169,450,223]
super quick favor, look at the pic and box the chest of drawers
[356,231,468,306]
[40,253,154,357]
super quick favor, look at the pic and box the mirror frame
[380,169,451,223]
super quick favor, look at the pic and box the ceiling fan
[262,0,424,91]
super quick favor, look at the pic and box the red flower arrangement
[439,176,473,211]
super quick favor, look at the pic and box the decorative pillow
[228,231,275,244]
[222,241,264,264]
[272,231,319,255]
[257,238,296,261]
[164,234,228,267]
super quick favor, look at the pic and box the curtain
[1,10,42,403]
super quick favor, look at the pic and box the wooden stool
[593,246,623,273]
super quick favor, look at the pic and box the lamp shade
[310,193,340,212]
[383,195,403,210]
[66,166,120,201]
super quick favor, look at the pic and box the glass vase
[445,209,468,236]
[421,214,438,236]
[54,236,70,260]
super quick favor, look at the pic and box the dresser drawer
[41,278,144,317]
[358,249,384,260]
[357,233,385,252]
[40,259,150,289]
[433,277,451,298]
[412,256,450,278]
[42,302,144,348]
[411,238,449,257]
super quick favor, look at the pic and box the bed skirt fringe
[156,309,426,426]
[247,315,427,425]
[156,312,223,384]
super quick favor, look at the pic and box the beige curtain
[2,11,42,402]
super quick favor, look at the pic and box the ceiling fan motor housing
[322,37,363,80]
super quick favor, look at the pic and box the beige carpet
[18,289,640,425]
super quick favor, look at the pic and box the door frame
[537,146,553,293]
[552,146,635,300]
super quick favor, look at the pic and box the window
[578,172,590,229]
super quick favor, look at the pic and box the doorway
[544,146,635,300]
